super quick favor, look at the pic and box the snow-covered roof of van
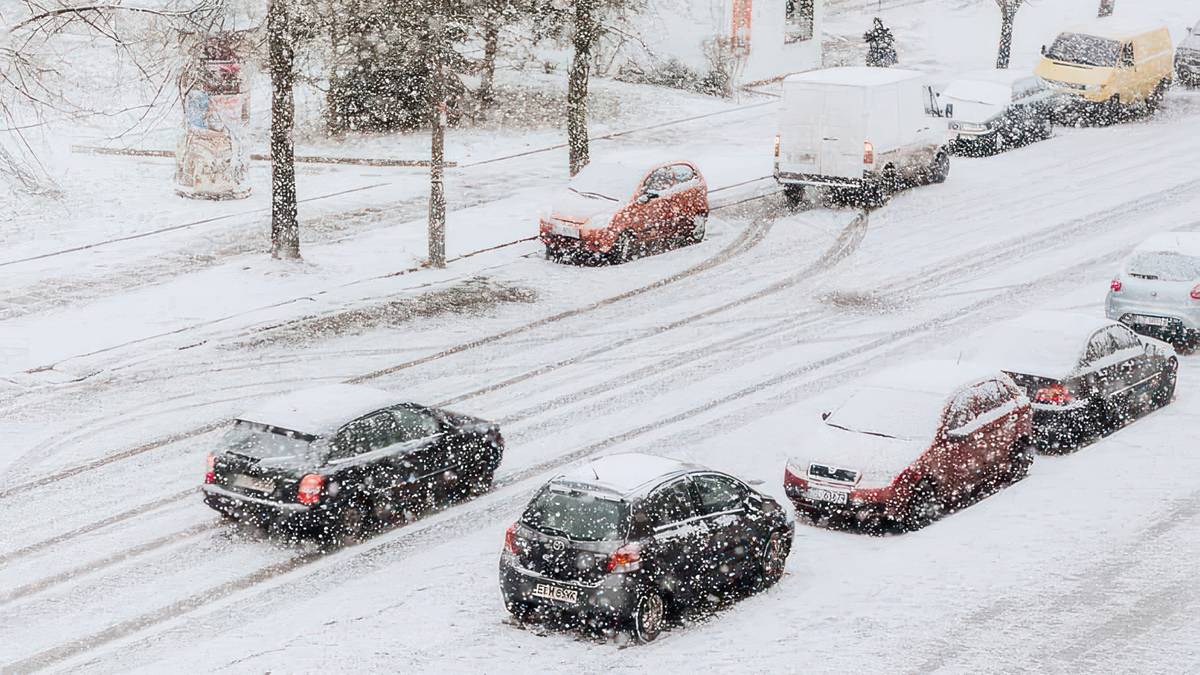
[954,69,1036,85]
[956,311,1117,380]
[236,384,405,436]
[555,453,699,497]
[1061,20,1167,41]
[785,67,925,87]
[1134,232,1200,258]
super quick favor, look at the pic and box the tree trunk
[995,8,1015,69]
[478,21,500,106]
[567,0,594,177]
[427,2,447,268]
[268,0,300,260]
[1098,0,1115,18]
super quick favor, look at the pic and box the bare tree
[1098,0,1114,18]
[566,0,595,176]
[266,0,300,259]
[994,0,1023,69]
[428,0,447,268]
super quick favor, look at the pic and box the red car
[539,159,709,264]
[783,361,1033,533]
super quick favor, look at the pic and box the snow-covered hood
[548,189,620,225]
[791,422,929,489]
[946,98,1002,125]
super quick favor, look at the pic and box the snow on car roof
[784,66,925,87]
[957,311,1117,380]
[569,159,655,199]
[1061,20,1167,41]
[556,453,699,497]
[236,384,405,436]
[1134,232,1200,258]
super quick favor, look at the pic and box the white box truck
[774,67,950,207]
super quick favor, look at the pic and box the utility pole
[427,0,447,268]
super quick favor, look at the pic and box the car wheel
[1146,79,1168,113]
[329,501,368,547]
[783,185,805,210]
[1100,96,1122,126]
[631,591,666,643]
[544,245,563,263]
[754,531,790,590]
[505,599,537,623]
[1152,358,1178,409]
[607,231,637,265]
[900,479,942,532]
[927,151,950,184]
[1004,437,1035,483]
[1038,116,1053,141]
[688,212,708,244]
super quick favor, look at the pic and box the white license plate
[550,223,580,239]
[232,474,274,493]
[530,582,579,604]
[1133,315,1171,327]
[803,487,849,505]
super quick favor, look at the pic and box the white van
[774,67,950,207]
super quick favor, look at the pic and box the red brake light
[1034,383,1073,406]
[297,474,325,505]
[204,453,215,484]
[863,140,875,165]
[606,543,642,573]
[1191,284,1200,300]
[503,523,521,554]
[1110,278,1122,293]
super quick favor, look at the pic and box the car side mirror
[1188,26,1194,35]
[638,191,659,204]
[944,103,954,118]
[944,427,968,440]
[1040,45,1047,55]
[821,411,831,421]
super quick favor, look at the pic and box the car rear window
[1127,252,1200,282]
[522,488,629,542]
[224,420,318,461]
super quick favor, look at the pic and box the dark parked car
[961,312,1178,450]
[499,453,793,643]
[202,384,503,542]
[941,70,1058,156]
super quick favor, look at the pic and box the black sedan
[202,384,504,543]
[961,312,1177,451]
[499,453,794,643]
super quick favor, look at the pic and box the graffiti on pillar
[176,35,251,200]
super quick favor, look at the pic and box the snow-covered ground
[3,0,1200,671]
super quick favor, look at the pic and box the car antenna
[956,350,963,365]
[591,463,600,480]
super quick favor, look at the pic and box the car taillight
[1110,278,1122,293]
[1034,383,1073,406]
[1191,284,1200,300]
[297,474,324,505]
[773,134,781,158]
[606,543,642,573]
[863,140,875,165]
[503,523,521,554]
[204,453,215,484]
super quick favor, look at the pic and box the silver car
[1176,19,1200,87]
[1106,233,1200,347]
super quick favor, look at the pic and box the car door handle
[822,137,839,141]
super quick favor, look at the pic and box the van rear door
[817,85,867,179]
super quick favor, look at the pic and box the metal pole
[427,0,447,268]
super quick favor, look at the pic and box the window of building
[785,0,815,44]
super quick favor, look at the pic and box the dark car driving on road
[202,384,504,542]
[499,453,793,643]
[960,312,1177,450]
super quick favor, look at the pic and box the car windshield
[521,488,629,542]
[1127,251,1200,282]
[824,387,943,442]
[567,163,636,202]
[942,80,1010,106]
[1046,33,1121,67]
[223,420,319,461]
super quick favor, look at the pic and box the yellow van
[1035,22,1174,124]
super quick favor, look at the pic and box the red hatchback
[540,159,709,264]
[783,361,1033,533]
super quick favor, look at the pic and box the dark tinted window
[643,479,698,528]
[522,488,629,542]
[945,388,980,431]
[671,164,696,183]
[642,167,674,194]
[391,407,441,442]
[1109,325,1141,351]
[1083,330,1118,366]
[223,421,317,461]
[331,411,402,460]
[693,474,746,515]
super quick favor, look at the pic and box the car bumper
[498,556,640,621]
[201,484,325,531]
[775,170,870,189]
[1106,296,1200,334]
[783,480,892,525]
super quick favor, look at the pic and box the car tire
[753,531,790,591]
[1004,436,1035,483]
[688,212,708,244]
[328,501,368,547]
[926,151,950,185]
[1146,79,1169,113]
[630,591,666,643]
[1037,116,1053,141]
[504,599,537,623]
[607,231,637,265]
[1152,358,1178,409]
[783,185,805,210]
[900,479,943,532]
